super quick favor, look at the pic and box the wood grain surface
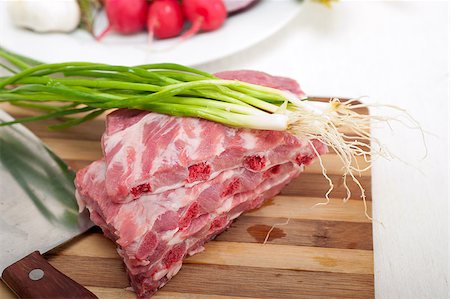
[0,99,374,299]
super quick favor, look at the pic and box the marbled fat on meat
[102,111,324,203]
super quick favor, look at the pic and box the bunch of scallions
[0,48,383,209]
[0,48,306,130]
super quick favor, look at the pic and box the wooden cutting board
[0,99,374,299]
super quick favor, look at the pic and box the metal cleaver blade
[0,110,96,298]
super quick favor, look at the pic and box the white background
[198,1,449,298]
[0,1,448,298]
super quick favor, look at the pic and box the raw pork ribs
[75,71,327,298]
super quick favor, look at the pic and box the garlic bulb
[7,0,81,33]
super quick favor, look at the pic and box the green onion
[0,48,300,130]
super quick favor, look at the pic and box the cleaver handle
[2,251,97,299]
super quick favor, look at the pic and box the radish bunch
[97,0,240,41]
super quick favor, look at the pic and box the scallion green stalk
[0,47,302,131]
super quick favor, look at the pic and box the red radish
[96,0,148,41]
[148,0,184,40]
[181,0,227,40]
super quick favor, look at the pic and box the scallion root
[285,97,425,220]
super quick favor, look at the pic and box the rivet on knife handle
[1,251,97,299]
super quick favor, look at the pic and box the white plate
[0,1,302,67]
